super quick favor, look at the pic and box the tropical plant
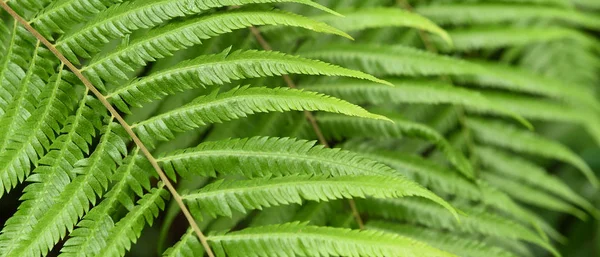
[0,0,598,257]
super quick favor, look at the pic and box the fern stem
[248,26,366,229]
[0,3,216,257]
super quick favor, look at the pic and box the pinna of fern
[0,0,599,257]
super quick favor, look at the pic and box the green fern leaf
[81,9,352,87]
[0,68,76,197]
[359,198,560,257]
[183,174,457,220]
[30,0,124,39]
[444,27,597,51]
[158,136,402,180]
[208,222,457,257]
[466,118,599,188]
[107,49,390,112]
[95,186,169,257]
[0,95,103,255]
[298,44,599,111]
[264,7,452,45]
[59,148,157,257]
[54,0,341,61]
[367,221,519,257]
[416,3,600,29]
[0,122,127,257]
[306,113,474,179]
[302,79,530,127]
[482,172,587,219]
[131,86,389,144]
[477,146,599,217]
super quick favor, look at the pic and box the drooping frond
[0,122,128,257]
[347,144,548,233]
[367,221,519,257]
[107,49,391,112]
[30,0,124,38]
[183,174,457,220]
[158,136,404,180]
[81,9,352,86]
[0,94,103,255]
[163,228,205,257]
[358,198,559,257]
[482,172,587,219]
[444,27,598,51]
[298,44,599,110]
[131,86,388,144]
[263,7,451,45]
[301,79,529,127]
[416,4,600,29]
[306,113,474,178]
[59,148,157,257]
[476,146,599,217]
[207,222,457,257]
[94,186,169,257]
[349,148,480,200]
[53,0,340,60]
[466,118,599,188]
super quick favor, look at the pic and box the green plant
[0,0,598,257]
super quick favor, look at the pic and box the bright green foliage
[158,136,405,179]
[183,174,457,220]
[302,79,529,126]
[467,118,599,187]
[477,146,599,217]
[299,44,599,111]
[107,49,390,112]
[0,0,598,257]
[132,86,389,144]
[307,114,474,178]
[81,9,351,87]
[208,222,457,257]
[367,221,519,257]
[416,4,600,29]
[358,198,559,257]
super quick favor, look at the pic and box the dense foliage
[0,0,599,256]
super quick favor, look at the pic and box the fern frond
[350,148,480,200]
[267,7,452,45]
[0,25,31,116]
[416,3,600,29]
[158,136,401,180]
[0,94,102,255]
[298,44,599,110]
[359,198,559,257]
[302,79,529,127]
[0,122,127,257]
[30,0,123,39]
[95,186,169,257]
[131,86,388,144]
[81,9,352,86]
[163,228,204,257]
[445,27,597,51]
[367,221,519,257]
[321,8,451,44]
[477,146,599,217]
[107,49,390,112]
[482,172,587,219]
[54,0,340,61]
[308,114,474,178]
[0,68,75,196]
[466,118,599,188]
[59,148,156,257]
[183,174,457,220]
[208,222,456,257]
